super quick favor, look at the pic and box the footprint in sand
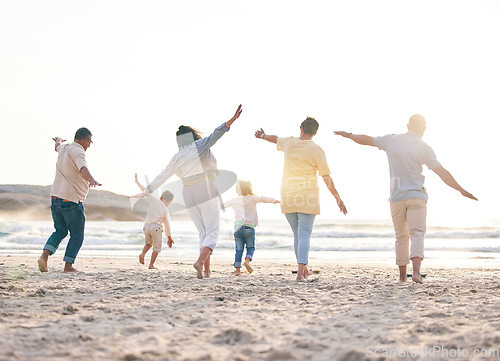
[61,305,78,315]
[212,328,253,345]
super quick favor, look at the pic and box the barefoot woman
[131,105,242,278]
[255,117,347,280]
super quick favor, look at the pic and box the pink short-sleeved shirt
[50,142,90,203]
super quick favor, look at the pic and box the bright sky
[1,1,499,226]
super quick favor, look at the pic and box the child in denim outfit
[224,180,279,275]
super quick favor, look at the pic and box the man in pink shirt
[38,127,101,273]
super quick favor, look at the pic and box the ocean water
[1,217,499,266]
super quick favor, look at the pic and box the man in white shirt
[38,128,101,273]
[335,114,477,283]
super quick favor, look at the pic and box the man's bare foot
[63,266,80,273]
[233,268,241,276]
[139,254,145,265]
[149,265,157,270]
[204,270,211,278]
[193,262,203,279]
[412,274,423,284]
[37,257,48,272]
[243,261,253,274]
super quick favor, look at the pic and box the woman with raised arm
[255,117,347,280]
[131,105,243,278]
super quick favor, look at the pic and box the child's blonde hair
[236,180,254,196]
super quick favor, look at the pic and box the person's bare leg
[193,247,211,279]
[297,263,307,280]
[411,257,423,284]
[243,257,253,273]
[37,249,51,272]
[139,244,152,265]
[63,262,80,273]
[399,265,407,282]
[203,254,211,278]
[149,251,159,269]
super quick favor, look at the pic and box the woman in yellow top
[255,117,347,280]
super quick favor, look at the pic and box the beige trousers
[143,223,163,253]
[390,198,427,266]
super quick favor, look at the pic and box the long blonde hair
[236,180,254,196]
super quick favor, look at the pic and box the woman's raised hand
[225,104,243,128]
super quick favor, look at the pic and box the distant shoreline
[0,184,190,221]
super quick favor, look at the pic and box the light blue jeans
[234,225,255,268]
[285,212,316,265]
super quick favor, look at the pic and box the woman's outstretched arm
[196,105,243,153]
[254,128,278,144]
[322,175,348,215]
[146,161,176,194]
[129,159,176,199]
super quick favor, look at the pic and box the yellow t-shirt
[277,137,330,215]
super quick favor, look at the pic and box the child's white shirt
[224,195,277,227]
[145,193,171,236]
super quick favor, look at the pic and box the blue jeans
[234,225,255,268]
[44,198,86,264]
[285,212,316,265]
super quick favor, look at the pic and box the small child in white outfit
[134,173,174,269]
[224,180,279,276]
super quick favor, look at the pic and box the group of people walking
[38,105,477,282]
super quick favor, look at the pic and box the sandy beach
[1,255,500,361]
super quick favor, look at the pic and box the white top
[147,123,229,193]
[224,195,277,227]
[144,193,171,236]
[51,142,89,203]
[373,131,442,202]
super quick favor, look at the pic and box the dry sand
[1,255,500,361]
